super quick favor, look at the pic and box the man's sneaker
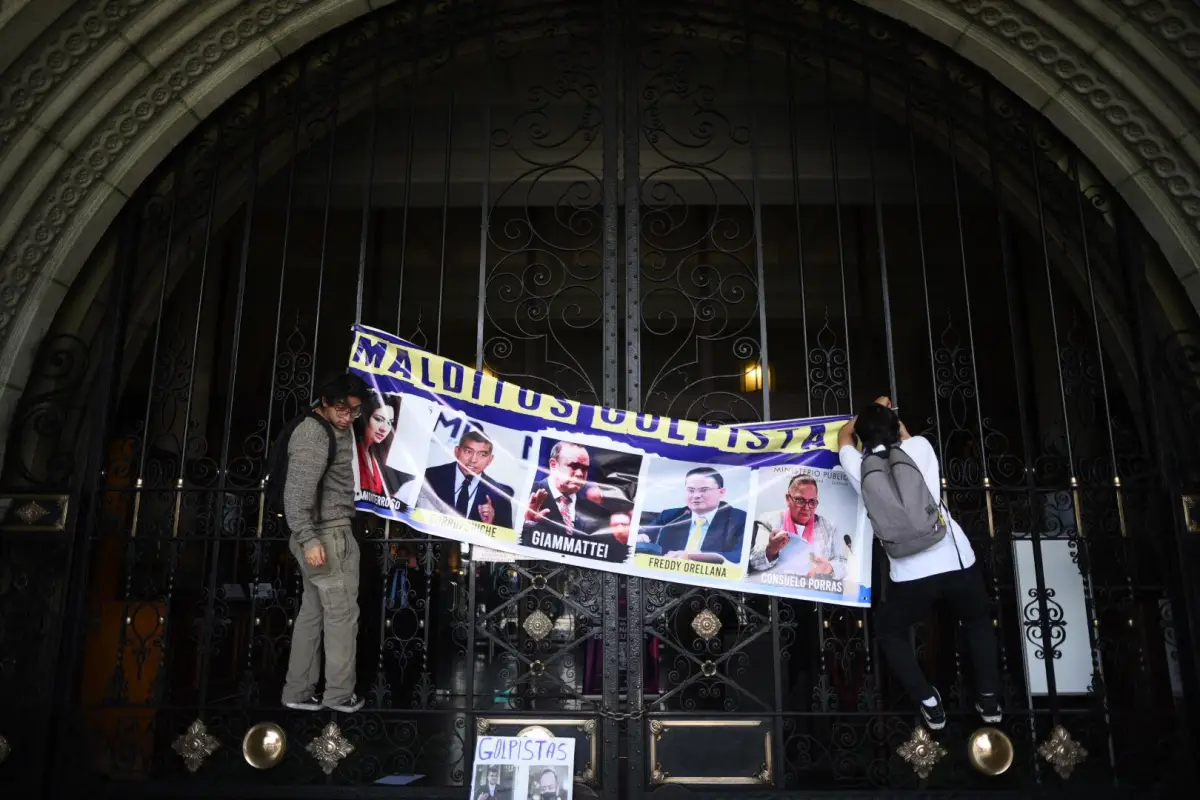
[976,694,1002,724]
[284,695,322,711]
[324,694,365,713]
[919,688,947,731]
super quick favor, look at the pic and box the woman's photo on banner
[352,390,434,510]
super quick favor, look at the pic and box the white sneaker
[324,693,365,713]
[284,694,322,711]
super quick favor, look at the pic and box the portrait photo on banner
[472,763,518,800]
[413,404,532,535]
[516,436,643,565]
[745,464,863,599]
[352,390,437,510]
[527,764,572,800]
[631,457,754,579]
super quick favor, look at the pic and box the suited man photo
[636,467,748,565]
[532,768,569,800]
[521,441,629,563]
[417,429,514,528]
[474,765,512,800]
[748,474,847,581]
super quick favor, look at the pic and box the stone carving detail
[0,0,154,154]
[936,0,1200,245]
[1121,0,1200,72]
[0,0,327,346]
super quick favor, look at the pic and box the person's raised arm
[837,416,857,450]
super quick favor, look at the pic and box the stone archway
[1,0,1200,464]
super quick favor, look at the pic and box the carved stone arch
[3,0,1200,472]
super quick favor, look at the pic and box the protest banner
[471,735,575,800]
[347,324,872,607]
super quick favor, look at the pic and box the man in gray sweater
[281,373,369,714]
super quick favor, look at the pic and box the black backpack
[263,410,337,517]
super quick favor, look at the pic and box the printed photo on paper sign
[472,735,575,800]
[352,391,433,511]
[414,410,531,541]
[527,765,571,800]
[517,438,641,564]
[746,465,859,596]
[473,763,517,800]
[631,458,753,580]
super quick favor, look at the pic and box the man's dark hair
[549,440,584,462]
[538,769,557,783]
[855,402,901,451]
[685,466,724,489]
[316,372,370,406]
[460,428,493,452]
[487,765,500,776]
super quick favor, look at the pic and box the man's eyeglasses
[786,495,818,508]
[332,402,362,420]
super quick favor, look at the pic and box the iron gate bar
[200,82,267,713]
[624,0,645,795]
[1114,196,1200,767]
[42,204,145,796]
[743,2,787,785]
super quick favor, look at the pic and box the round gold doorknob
[243,722,287,769]
[967,726,1014,776]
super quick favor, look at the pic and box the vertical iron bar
[743,3,782,783]
[904,96,943,459]
[823,46,853,404]
[199,85,266,710]
[129,198,177,538]
[786,45,811,418]
[1116,199,1200,767]
[465,1,494,770]
[990,104,1061,761]
[435,96,455,354]
[47,204,142,794]
[394,6,421,334]
[1063,152,1119,777]
[864,74,897,407]
[246,59,307,699]
[310,42,344,395]
[395,110,417,333]
[938,68,1014,726]
[475,91,493,370]
[789,40,829,708]
[621,0,643,794]
[355,39,383,327]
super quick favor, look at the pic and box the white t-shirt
[838,436,975,583]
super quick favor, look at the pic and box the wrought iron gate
[3,0,1200,797]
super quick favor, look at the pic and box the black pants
[875,564,1000,704]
